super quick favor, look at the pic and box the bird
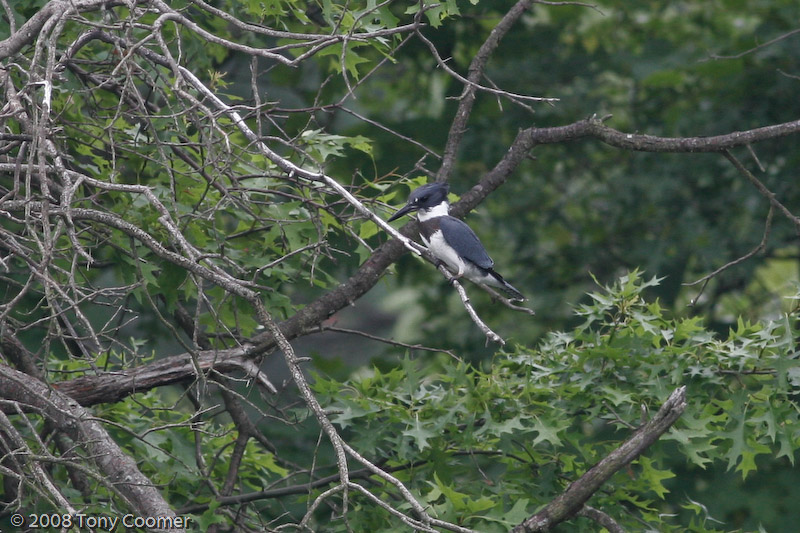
[387,182,525,301]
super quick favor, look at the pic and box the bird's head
[387,182,450,222]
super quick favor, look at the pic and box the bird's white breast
[423,230,466,278]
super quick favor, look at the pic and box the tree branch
[48,345,272,406]
[438,265,506,345]
[683,205,773,304]
[708,28,800,60]
[512,386,687,532]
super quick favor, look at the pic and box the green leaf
[500,498,531,526]
[637,456,675,499]
[403,415,437,451]
[358,220,378,240]
[530,416,567,447]
[316,42,372,78]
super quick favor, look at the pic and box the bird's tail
[487,270,525,301]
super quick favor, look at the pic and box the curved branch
[149,3,292,65]
[521,115,800,152]
[512,386,687,532]
[684,205,773,304]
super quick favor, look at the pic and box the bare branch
[0,409,75,513]
[252,300,354,523]
[415,29,558,106]
[0,0,127,60]
[316,325,463,361]
[519,114,800,153]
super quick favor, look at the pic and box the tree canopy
[1,0,799,531]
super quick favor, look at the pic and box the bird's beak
[387,203,417,222]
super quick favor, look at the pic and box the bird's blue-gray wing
[439,216,494,270]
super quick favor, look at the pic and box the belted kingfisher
[388,182,525,301]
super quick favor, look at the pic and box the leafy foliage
[313,272,800,531]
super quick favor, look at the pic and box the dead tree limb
[512,386,688,533]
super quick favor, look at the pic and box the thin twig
[707,28,800,60]
[316,326,463,361]
[684,205,773,305]
[437,265,505,345]
[414,29,558,106]
[436,0,547,182]
[721,150,800,233]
